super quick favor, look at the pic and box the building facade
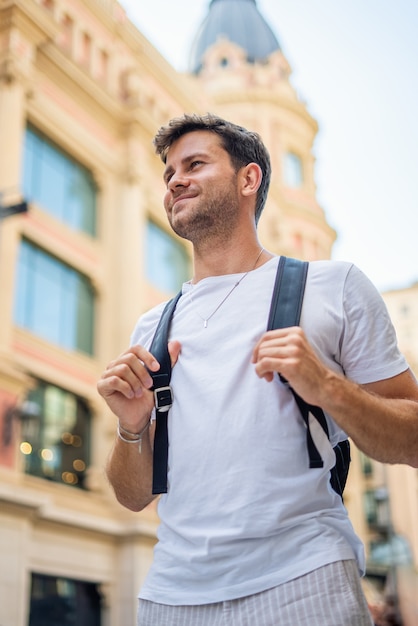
[0,1,416,624]
[379,284,418,625]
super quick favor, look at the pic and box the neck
[191,240,272,283]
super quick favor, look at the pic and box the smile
[172,194,196,209]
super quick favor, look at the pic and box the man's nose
[167,170,190,190]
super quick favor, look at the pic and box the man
[97,113,418,625]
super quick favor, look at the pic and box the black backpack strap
[148,290,182,494]
[268,256,350,497]
[268,257,325,468]
[330,439,351,497]
[268,256,308,330]
[267,256,328,467]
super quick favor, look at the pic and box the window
[41,0,54,12]
[14,240,95,355]
[97,49,109,82]
[359,451,373,477]
[363,487,391,529]
[29,573,101,626]
[370,535,413,567]
[20,381,91,488]
[80,32,92,68]
[146,221,190,292]
[284,152,303,188]
[22,125,96,236]
[60,14,74,52]
[363,490,379,526]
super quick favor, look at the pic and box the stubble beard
[168,180,240,248]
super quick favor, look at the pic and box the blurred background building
[0,0,416,624]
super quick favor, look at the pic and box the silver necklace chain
[189,248,264,328]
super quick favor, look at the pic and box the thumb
[168,340,181,367]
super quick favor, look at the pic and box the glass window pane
[146,221,190,293]
[21,128,40,199]
[21,126,97,236]
[14,240,95,355]
[39,141,68,221]
[29,573,101,626]
[284,152,303,188]
[67,166,97,233]
[31,251,63,344]
[20,381,91,489]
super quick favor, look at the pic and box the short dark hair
[153,113,271,224]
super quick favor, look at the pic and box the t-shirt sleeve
[130,301,168,351]
[339,264,408,384]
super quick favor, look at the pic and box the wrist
[117,420,151,452]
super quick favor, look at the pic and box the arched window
[284,152,303,188]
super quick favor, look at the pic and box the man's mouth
[172,194,195,210]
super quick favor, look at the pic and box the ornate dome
[189,0,281,74]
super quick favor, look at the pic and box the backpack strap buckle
[154,386,173,412]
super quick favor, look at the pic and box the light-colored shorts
[137,559,373,625]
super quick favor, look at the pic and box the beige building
[380,284,418,625]
[0,0,416,624]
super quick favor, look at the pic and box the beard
[168,177,240,246]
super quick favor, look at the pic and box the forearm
[318,371,418,467]
[106,425,156,512]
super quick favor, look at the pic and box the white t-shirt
[131,257,407,605]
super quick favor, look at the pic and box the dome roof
[189,0,281,74]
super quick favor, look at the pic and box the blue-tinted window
[14,240,95,355]
[146,221,190,292]
[20,381,91,489]
[22,125,97,236]
[284,152,303,188]
[29,573,101,625]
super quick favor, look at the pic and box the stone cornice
[211,87,318,131]
[0,0,58,45]
[0,349,32,394]
[115,18,201,112]
[36,43,124,125]
[0,0,58,84]
[0,472,158,538]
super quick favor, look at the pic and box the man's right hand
[97,341,181,434]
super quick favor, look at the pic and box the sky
[120,0,418,292]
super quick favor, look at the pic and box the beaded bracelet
[117,421,150,453]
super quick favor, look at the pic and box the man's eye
[190,160,202,168]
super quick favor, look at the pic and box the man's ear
[240,163,263,198]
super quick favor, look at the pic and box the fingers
[252,327,305,380]
[98,342,182,402]
[98,345,160,400]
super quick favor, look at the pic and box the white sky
[121,0,418,292]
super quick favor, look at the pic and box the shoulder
[306,260,381,301]
[130,300,170,348]
[307,259,354,281]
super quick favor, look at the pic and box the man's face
[162,131,241,245]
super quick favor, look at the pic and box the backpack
[148,256,350,497]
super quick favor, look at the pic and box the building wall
[381,285,418,625]
[382,284,418,569]
[0,1,199,624]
